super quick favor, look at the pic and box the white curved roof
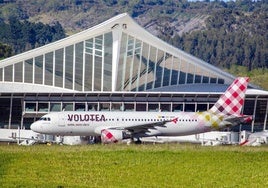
[0,82,75,93]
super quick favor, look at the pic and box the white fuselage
[30,111,220,137]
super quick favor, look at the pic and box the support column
[8,94,13,129]
[111,27,122,92]
[251,96,258,132]
[264,99,268,130]
[20,115,24,130]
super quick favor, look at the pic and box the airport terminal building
[0,13,267,133]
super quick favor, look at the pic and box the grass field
[0,144,268,188]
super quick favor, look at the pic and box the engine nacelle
[101,129,131,144]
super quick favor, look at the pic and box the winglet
[209,77,249,117]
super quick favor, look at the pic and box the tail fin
[209,77,249,117]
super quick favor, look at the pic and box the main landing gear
[133,137,142,144]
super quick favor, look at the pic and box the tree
[0,17,66,54]
[0,43,13,59]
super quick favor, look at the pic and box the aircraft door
[57,114,66,127]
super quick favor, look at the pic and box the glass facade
[0,28,225,92]
[0,32,114,92]
[116,32,222,91]
[55,49,64,88]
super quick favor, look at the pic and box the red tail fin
[209,77,249,117]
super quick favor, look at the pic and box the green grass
[0,144,268,188]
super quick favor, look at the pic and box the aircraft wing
[112,119,176,135]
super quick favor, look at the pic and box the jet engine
[101,129,131,144]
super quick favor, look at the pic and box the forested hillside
[0,0,267,88]
[0,17,65,55]
[164,9,267,70]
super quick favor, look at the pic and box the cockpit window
[39,117,51,121]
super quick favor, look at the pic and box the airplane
[30,77,251,144]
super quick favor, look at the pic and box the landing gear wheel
[134,139,142,144]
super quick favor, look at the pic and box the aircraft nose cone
[30,122,41,133]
